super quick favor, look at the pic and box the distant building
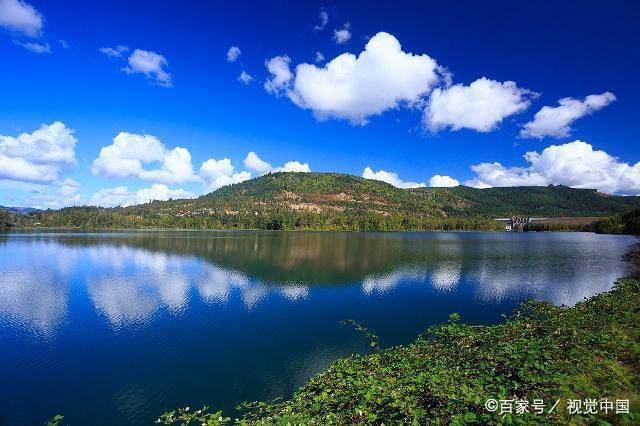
[494,216,547,231]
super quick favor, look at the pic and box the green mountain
[16,172,640,231]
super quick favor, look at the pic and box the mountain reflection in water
[0,231,634,336]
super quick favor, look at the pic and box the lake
[0,230,635,425]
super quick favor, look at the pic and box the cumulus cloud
[314,51,324,63]
[92,134,309,193]
[269,32,441,124]
[0,0,43,37]
[0,122,77,184]
[199,157,251,192]
[273,161,311,173]
[139,147,198,184]
[264,55,293,94]
[464,140,640,195]
[332,22,351,44]
[243,152,310,174]
[314,8,328,31]
[123,49,172,87]
[520,92,616,139]
[13,39,49,53]
[238,70,253,85]
[226,46,241,62]
[244,151,272,173]
[464,162,546,188]
[92,132,199,184]
[90,184,195,207]
[99,45,129,58]
[428,175,460,187]
[424,77,534,132]
[362,167,425,188]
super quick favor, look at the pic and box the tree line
[11,206,505,232]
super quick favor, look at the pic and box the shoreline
[3,225,598,234]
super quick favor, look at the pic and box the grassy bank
[160,278,640,425]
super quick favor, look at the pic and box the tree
[0,210,11,228]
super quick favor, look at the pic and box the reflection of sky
[0,241,79,338]
[85,248,311,328]
[358,234,632,306]
[0,233,634,337]
[0,270,68,337]
[0,240,317,336]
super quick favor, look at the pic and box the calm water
[0,231,635,425]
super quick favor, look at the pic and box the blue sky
[1,0,639,208]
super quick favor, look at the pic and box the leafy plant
[157,406,230,425]
[340,319,381,352]
[45,414,63,426]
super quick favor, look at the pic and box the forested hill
[12,172,640,231]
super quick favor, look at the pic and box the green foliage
[45,414,63,426]
[162,278,640,424]
[13,173,640,231]
[157,406,230,425]
[595,210,640,235]
[0,209,11,228]
[524,222,591,232]
[428,184,640,217]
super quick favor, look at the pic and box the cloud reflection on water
[0,270,68,337]
[0,232,634,336]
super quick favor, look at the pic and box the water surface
[0,231,635,425]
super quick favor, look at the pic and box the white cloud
[244,151,272,173]
[89,186,131,207]
[13,40,49,53]
[124,49,172,87]
[314,9,328,31]
[92,132,199,184]
[92,132,164,178]
[0,122,77,184]
[332,22,351,44]
[424,77,534,132]
[428,175,459,187]
[135,184,195,204]
[23,178,82,209]
[464,140,640,195]
[139,147,198,184]
[99,45,129,58]
[264,55,293,94]
[520,92,616,139]
[362,167,425,188]
[272,32,441,124]
[58,177,80,197]
[243,152,310,174]
[90,184,195,207]
[199,157,251,192]
[464,162,546,189]
[92,135,308,193]
[238,70,253,85]
[226,46,241,62]
[314,51,324,63]
[0,0,43,38]
[273,161,311,173]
